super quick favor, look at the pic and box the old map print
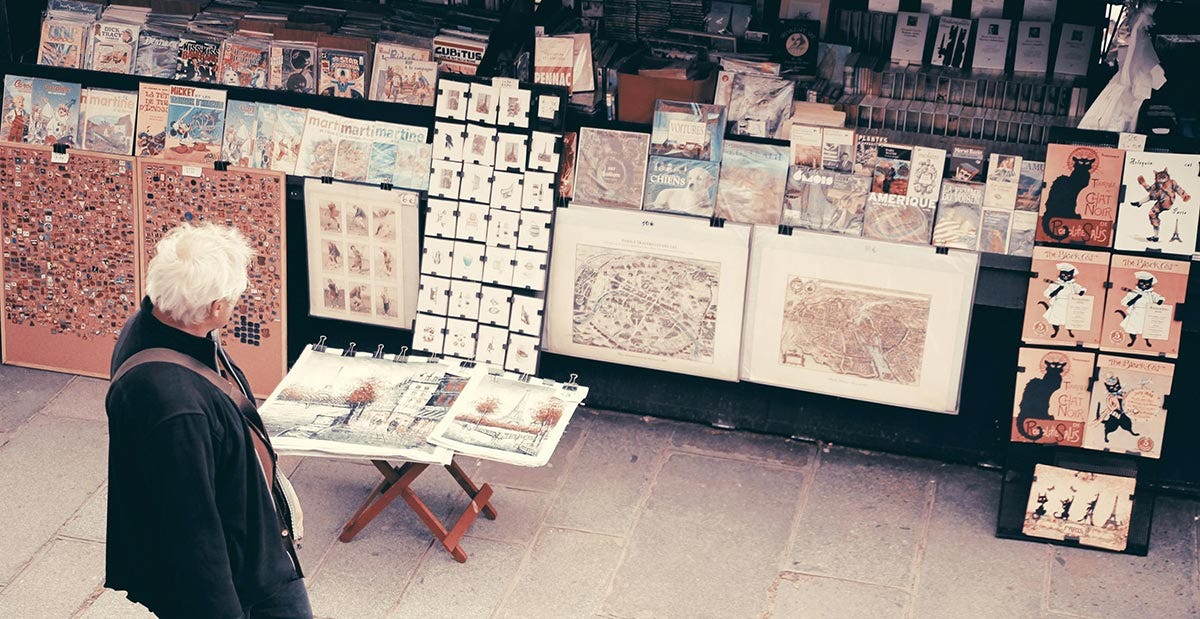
[573,245,719,362]
[780,279,930,385]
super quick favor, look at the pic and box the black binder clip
[564,373,580,391]
[709,216,725,228]
[312,335,327,353]
[935,246,950,255]
[519,373,533,383]
[380,182,393,191]
[213,160,229,171]
[373,344,386,359]
[393,346,410,362]
[321,176,334,185]
[460,360,477,369]
[52,143,68,154]
[342,342,357,357]
[777,224,793,236]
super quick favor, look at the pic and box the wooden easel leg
[445,459,498,520]
[338,460,428,543]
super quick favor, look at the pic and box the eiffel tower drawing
[1169,218,1183,243]
[1102,495,1123,530]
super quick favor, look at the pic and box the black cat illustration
[1054,494,1074,521]
[1032,492,1049,519]
[1041,156,1095,241]
[1096,376,1141,442]
[1015,359,1067,441]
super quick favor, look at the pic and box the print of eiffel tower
[1169,218,1183,243]
[1102,495,1123,529]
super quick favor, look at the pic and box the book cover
[871,145,912,195]
[948,145,984,182]
[1011,347,1094,446]
[432,34,487,76]
[319,48,367,98]
[931,179,984,249]
[1054,24,1096,78]
[164,85,227,163]
[1022,464,1134,552]
[891,12,930,65]
[133,29,180,78]
[649,100,726,162]
[534,36,574,92]
[37,17,88,69]
[972,18,1011,72]
[175,38,221,83]
[295,110,339,177]
[219,38,270,88]
[727,74,794,139]
[1021,246,1109,348]
[1113,152,1198,256]
[782,166,870,235]
[931,16,971,70]
[643,155,720,217]
[1037,144,1124,247]
[269,105,306,175]
[775,19,820,75]
[574,127,651,209]
[715,141,790,225]
[333,116,373,182]
[790,123,823,168]
[1085,354,1172,459]
[1,75,33,143]
[367,122,399,185]
[1008,211,1037,256]
[135,82,170,157]
[565,32,595,93]
[252,104,278,169]
[820,127,855,173]
[978,208,1012,254]
[1014,21,1052,75]
[1015,160,1045,212]
[81,88,136,155]
[369,57,437,106]
[221,100,258,167]
[393,125,431,192]
[1099,255,1189,358]
[853,133,888,176]
[558,131,577,200]
[984,153,1022,209]
[88,21,139,74]
[906,146,946,202]
[28,78,81,146]
[269,43,317,94]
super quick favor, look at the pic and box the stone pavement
[0,366,1196,618]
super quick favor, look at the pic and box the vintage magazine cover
[643,155,720,218]
[333,117,374,182]
[269,42,317,94]
[534,36,574,92]
[1113,152,1198,256]
[1021,246,1109,348]
[863,193,937,244]
[369,57,437,106]
[820,127,855,173]
[163,85,227,163]
[27,78,80,146]
[135,82,169,157]
[81,88,136,155]
[906,146,947,202]
[740,227,979,413]
[715,141,789,225]
[366,122,399,185]
[1085,354,1172,459]
[1015,160,1045,211]
[219,37,270,88]
[1037,143,1125,247]
[1010,347,1094,446]
[133,28,179,78]
[252,103,278,169]
[871,145,913,195]
[319,48,368,98]
[393,124,432,192]
[574,127,650,210]
[1,75,33,143]
[428,371,588,467]
[978,208,1012,254]
[269,105,306,175]
[221,100,258,168]
[1023,464,1135,552]
[304,179,420,329]
[790,124,823,168]
[1099,255,1189,358]
[295,109,339,177]
[853,133,888,178]
[984,153,1022,209]
[931,179,984,249]
[948,145,985,182]
[544,205,751,381]
[87,21,139,74]
[1008,210,1038,256]
[174,38,221,83]
[37,17,88,69]
[783,167,870,235]
[727,74,794,139]
[258,345,459,462]
[649,100,726,162]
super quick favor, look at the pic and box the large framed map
[740,227,979,413]
[544,205,750,381]
[138,160,287,397]
[0,145,140,378]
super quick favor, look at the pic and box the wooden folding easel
[338,458,498,562]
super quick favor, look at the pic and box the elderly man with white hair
[105,223,310,618]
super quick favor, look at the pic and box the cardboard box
[616,69,718,124]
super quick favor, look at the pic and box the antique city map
[572,244,719,362]
[780,278,931,385]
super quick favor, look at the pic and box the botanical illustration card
[1023,464,1135,552]
[545,205,751,381]
[715,141,789,225]
[1085,354,1173,459]
[1010,347,1094,447]
[740,227,978,413]
[1021,246,1109,348]
[782,167,870,236]
[574,127,650,210]
[1099,255,1189,358]
[1037,144,1125,247]
[1113,152,1198,256]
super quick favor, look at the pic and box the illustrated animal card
[1021,246,1109,348]
[1015,160,1045,212]
[1037,144,1125,247]
[492,171,524,211]
[478,286,513,327]
[1010,348,1094,447]
[467,82,498,124]
[931,179,984,249]
[464,124,497,166]
[1113,152,1198,256]
[434,79,469,120]
[782,167,870,236]
[432,121,465,162]
[1085,355,1173,459]
[428,159,462,199]
[1022,464,1135,552]
[1099,255,1189,358]
[574,127,650,210]
[417,276,452,315]
[527,131,560,172]
[412,313,447,354]
[715,141,789,225]
[483,246,516,286]
[642,156,720,218]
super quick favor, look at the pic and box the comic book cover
[978,208,1012,254]
[319,48,367,99]
[269,42,317,94]
[221,100,257,167]
[366,122,399,185]
[820,127,855,173]
[219,37,270,88]
[27,78,81,146]
[790,124,822,168]
[81,88,136,155]
[133,28,179,78]
[135,82,169,157]
[853,133,888,177]
[984,153,1022,209]
[1099,255,1189,358]
[1011,348,1095,447]
[1113,152,1198,256]
[1037,144,1125,247]
[947,145,985,182]
[175,38,221,83]
[369,57,437,106]
[1015,160,1045,212]
[252,103,278,169]
[87,21,139,74]
[162,85,225,162]
[649,100,726,162]
[715,141,789,225]
[931,179,984,249]
[1021,246,1109,348]
[432,34,487,76]
[269,105,305,175]
[1,75,33,143]
[872,145,913,195]
[727,74,794,139]
[906,146,946,202]
[294,109,339,177]
[1008,210,1038,256]
[862,192,937,244]
[332,116,373,182]
[37,17,88,69]
[642,155,720,217]
[782,166,870,235]
[392,124,430,191]
[1086,355,1172,459]
[1022,464,1135,552]
[574,127,651,210]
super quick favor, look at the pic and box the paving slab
[0,537,105,617]
[40,376,110,422]
[669,422,814,469]
[60,484,107,543]
[543,412,673,536]
[278,455,305,477]
[456,411,591,492]
[496,527,623,619]
[467,485,553,545]
[768,572,909,619]
[0,416,108,584]
[0,365,72,431]
[912,465,1046,618]
[388,537,524,619]
[603,452,803,619]
[79,588,156,618]
[287,458,385,573]
[787,448,936,589]
[1048,497,1198,617]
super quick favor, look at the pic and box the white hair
[146,223,255,326]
